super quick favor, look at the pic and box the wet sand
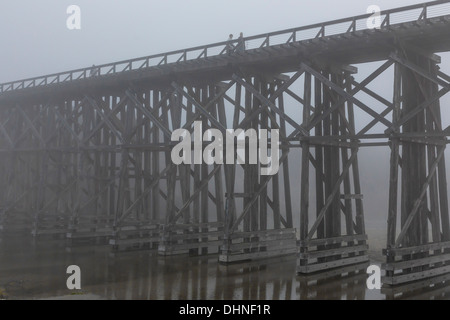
[0,230,449,300]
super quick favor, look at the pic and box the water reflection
[0,236,449,300]
[297,263,368,300]
[382,273,450,300]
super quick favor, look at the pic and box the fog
[1,0,450,230]
[0,0,428,82]
[3,0,450,301]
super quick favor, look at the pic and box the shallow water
[0,235,449,300]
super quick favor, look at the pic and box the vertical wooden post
[300,72,311,241]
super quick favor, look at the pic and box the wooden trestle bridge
[2,1,450,286]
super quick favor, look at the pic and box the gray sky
[0,0,429,82]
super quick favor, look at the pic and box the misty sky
[0,0,430,82]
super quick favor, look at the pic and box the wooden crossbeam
[389,53,449,88]
[78,174,120,213]
[0,120,14,148]
[14,110,45,148]
[395,146,446,247]
[232,75,309,136]
[83,95,127,144]
[230,152,289,233]
[172,82,227,133]
[52,106,82,145]
[301,62,393,130]
[295,60,393,137]
[16,106,46,146]
[117,165,172,224]
[269,68,305,100]
[126,90,173,139]
[306,151,358,241]
[34,179,77,219]
[171,165,221,224]
[179,81,236,131]
[84,96,124,144]
[116,83,237,225]
[386,87,450,134]
[127,92,172,141]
